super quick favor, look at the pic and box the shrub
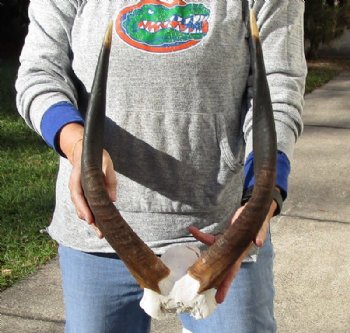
[305,0,350,59]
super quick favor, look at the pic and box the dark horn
[81,22,170,293]
[187,10,277,293]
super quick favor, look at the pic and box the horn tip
[249,10,259,40]
[104,21,113,49]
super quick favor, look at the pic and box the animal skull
[140,245,217,319]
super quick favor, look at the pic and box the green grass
[0,57,58,290]
[305,67,340,94]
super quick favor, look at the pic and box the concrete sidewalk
[1,73,350,333]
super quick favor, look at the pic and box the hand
[59,123,117,238]
[69,142,116,238]
[189,199,277,304]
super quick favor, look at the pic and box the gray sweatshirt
[16,0,306,254]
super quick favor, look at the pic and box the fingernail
[256,238,263,247]
[95,228,103,239]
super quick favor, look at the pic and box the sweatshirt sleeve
[16,0,81,138]
[243,0,307,162]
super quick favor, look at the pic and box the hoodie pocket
[105,111,241,214]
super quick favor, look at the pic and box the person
[16,0,307,332]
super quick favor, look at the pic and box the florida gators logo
[116,0,210,53]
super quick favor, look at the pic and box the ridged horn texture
[80,22,170,294]
[186,10,277,293]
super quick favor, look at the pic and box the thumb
[102,151,117,202]
[254,219,268,248]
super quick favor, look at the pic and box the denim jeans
[59,233,276,333]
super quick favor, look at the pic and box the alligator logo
[116,0,210,53]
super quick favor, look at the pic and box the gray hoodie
[16,0,306,254]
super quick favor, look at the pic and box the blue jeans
[59,233,276,333]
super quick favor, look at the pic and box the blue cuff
[243,151,290,199]
[40,102,84,153]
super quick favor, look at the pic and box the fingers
[69,149,118,239]
[70,149,116,239]
[188,225,243,303]
[69,165,92,221]
[215,244,252,303]
[90,224,103,239]
[102,150,117,202]
[215,261,241,303]
[230,205,246,224]
[254,200,277,247]
[255,218,269,247]
[191,200,276,303]
[188,226,216,246]
[59,124,106,238]
[232,200,275,247]
[69,167,104,238]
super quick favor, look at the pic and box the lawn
[306,59,349,93]
[0,56,348,291]
[306,68,339,94]
[0,57,58,290]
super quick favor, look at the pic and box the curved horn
[187,10,277,293]
[81,22,170,293]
